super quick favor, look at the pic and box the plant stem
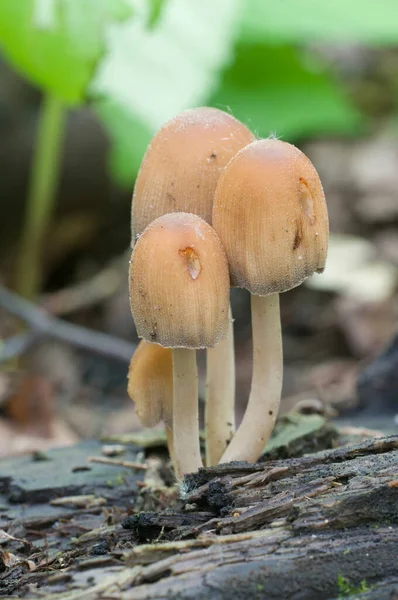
[16,94,66,299]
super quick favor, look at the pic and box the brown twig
[0,331,39,361]
[0,284,136,363]
[42,251,129,316]
[88,456,148,470]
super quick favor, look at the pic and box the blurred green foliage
[210,44,360,139]
[147,0,167,28]
[241,0,398,44]
[92,0,242,184]
[1,0,398,187]
[0,0,132,104]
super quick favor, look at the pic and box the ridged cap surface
[129,212,230,348]
[132,107,254,239]
[127,340,172,427]
[212,139,329,295]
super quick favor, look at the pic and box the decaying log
[0,436,397,599]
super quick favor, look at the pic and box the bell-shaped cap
[212,139,329,296]
[132,107,254,239]
[127,340,173,427]
[129,212,230,349]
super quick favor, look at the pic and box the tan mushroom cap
[129,212,230,349]
[132,107,255,239]
[212,139,329,296]
[127,340,172,428]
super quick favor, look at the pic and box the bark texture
[0,437,397,599]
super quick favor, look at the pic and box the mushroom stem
[219,293,282,463]
[165,426,177,471]
[172,348,202,476]
[205,304,235,465]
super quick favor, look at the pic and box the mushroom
[127,340,176,466]
[213,139,329,463]
[129,212,230,476]
[132,107,254,236]
[131,106,254,465]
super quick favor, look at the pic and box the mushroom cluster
[128,108,329,477]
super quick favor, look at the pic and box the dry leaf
[0,550,35,571]
[0,416,78,459]
[0,530,24,544]
[101,444,126,457]
[307,234,397,302]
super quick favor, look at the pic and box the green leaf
[102,428,167,448]
[92,0,242,185]
[210,43,362,140]
[264,414,326,453]
[0,0,132,105]
[95,98,152,187]
[263,413,336,458]
[241,0,398,44]
[147,0,168,29]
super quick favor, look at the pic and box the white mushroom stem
[205,305,235,465]
[165,426,178,471]
[172,348,203,476]
[219,293,282,463]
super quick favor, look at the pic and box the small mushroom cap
[212,139,329,296]
[129,212,230,349]
[132,107,254,239]
[127,340,173,427]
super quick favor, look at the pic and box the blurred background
[0,0,398,457]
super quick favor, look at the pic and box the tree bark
[0,436,397,599]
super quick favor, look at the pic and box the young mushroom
[213,138,329,463]
[132,106,254,465]
[129,212,230,476]
[127,340,176,466]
